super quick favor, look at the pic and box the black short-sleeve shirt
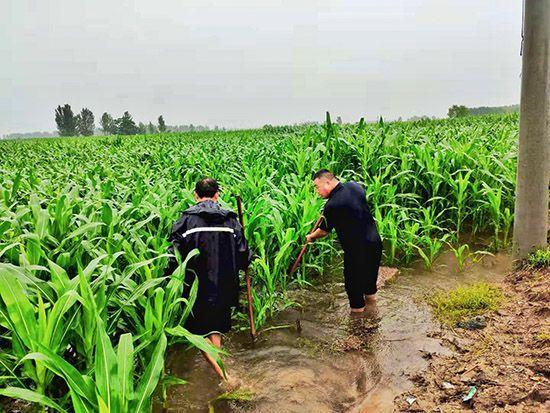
[319,181,381,249]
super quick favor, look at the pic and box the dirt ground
[394,267,550,412]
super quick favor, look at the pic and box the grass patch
[536,330,550,343]
[429,282,503,325]
[208,389,255,413]
[527,248,550,269]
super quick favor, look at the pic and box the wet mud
[156,251,512,413]
[395,266,549,412]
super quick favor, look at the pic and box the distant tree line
[406,115,438,122]
[2,131,58,140]
[447,105,470,118]
[6,103,521,140]
[167,124,222,132]
[262,124,301,133]
[54,104,169,136]
[467,104,519,116]
[262,121,318,133]
[448,104,519,118]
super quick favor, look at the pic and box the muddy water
[155,250,512,413]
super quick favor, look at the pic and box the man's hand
[306,228,328,244]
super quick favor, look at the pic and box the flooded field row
[157,251,512,413]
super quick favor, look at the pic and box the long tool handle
[235,196,257,340]
[289,215,324,276]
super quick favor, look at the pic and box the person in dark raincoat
[165,177,251,384]
[306,169,382,313]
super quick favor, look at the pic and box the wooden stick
[235,195,257,340]
[289,215,324,276]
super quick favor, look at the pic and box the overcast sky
[1,0,522,134]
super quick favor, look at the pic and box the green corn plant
[413,234,449,271]
[0,351,25,389]
[418,205,445,238]
[71,255,111,369]
[481,182,503,249]
[501,207,514,248]
[0,113,519,412]
[0,264,80,395]
[448,169,472,241]
[382,214,399,265]
[401,218,420,265]
[14,322,167,413]
[447,242,470,272]
[160,375,188,411]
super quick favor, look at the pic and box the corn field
[0,113,518,411]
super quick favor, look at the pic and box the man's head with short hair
[194,177,220,201]
[312,169,339,199]
[312,169,335,181]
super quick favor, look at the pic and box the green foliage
[261,124,300,133]
[527,248,550,269]
[468,104,519,116]
[138,122,147,135]
[447,104,519,119]
[448,243,470,272]
[147,121,157,134]
[429,283,503,325]
[0,387,68,412]
[115,111,139,135]
[55,104,77,136]
[100,112,115,135]
[208,389,254,413]
[0,113,518,411]
[158,115,167,133]
[77,108,95,136]
[447,104,469,118]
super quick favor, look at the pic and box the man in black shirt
[306,169,382,312]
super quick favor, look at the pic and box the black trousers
[184,301,232,336]
[343,242,383,308]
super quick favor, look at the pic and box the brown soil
[377,266,400,289]
[394,267,550,412]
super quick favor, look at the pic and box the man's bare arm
[306,228,329,243]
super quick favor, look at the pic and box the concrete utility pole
[513,0,550,259]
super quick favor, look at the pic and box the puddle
[154,250,512,413]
